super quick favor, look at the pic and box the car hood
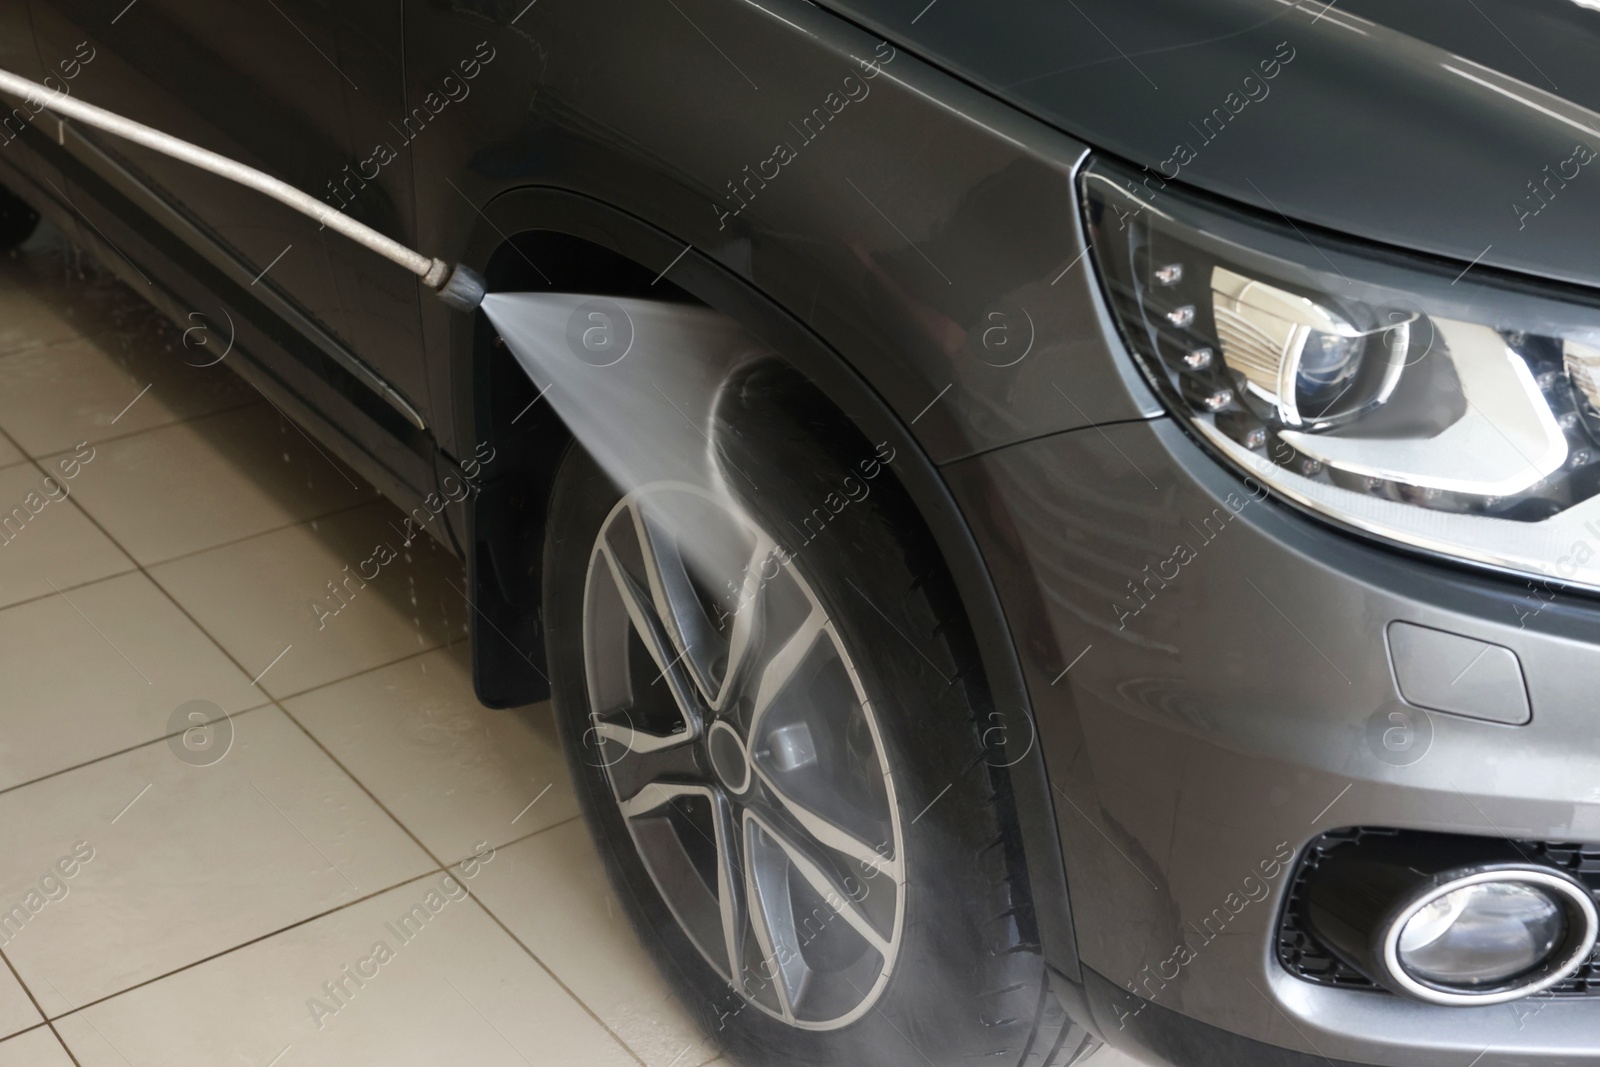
[818,0,1600,291]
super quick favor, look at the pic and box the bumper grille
[1277,827,1600,996]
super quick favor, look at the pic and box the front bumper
[943,415,1600,1066]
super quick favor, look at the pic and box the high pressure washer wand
[0,68,487,311]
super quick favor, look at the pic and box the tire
[544,361,1096,1067]
[0,186,39,251]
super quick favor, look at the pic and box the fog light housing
[1301,832,1600,1006]
[1385,871,1595,1004]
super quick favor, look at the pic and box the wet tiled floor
[0,224,1135,1066]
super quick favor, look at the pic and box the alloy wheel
[581,482,907,1029]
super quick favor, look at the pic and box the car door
[0,5,63,197]
[30,0,431,425]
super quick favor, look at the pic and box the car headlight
[1081,158,1600,593]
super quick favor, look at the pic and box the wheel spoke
[617,783,747,986]
[748,608,826,728]
[749,810,894,959]
[745,614,901,880]
[591,718,704,809]
[631,505,738,708]
[616,781,702,819]
[711,789,749,989]
[744,815,805,1022]
[755,768,901,882]
[710,532,778,711]
[597,543,703,741]
[591,717,695,756]
[616,783,743,984]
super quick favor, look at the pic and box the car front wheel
[544,362,1094,1067]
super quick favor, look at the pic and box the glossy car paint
[399,0,1161,466]
[3,0,1600,1064]
[818,0,1600,291]
[947,416,1600,1064]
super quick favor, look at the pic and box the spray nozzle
[434,263,488,312]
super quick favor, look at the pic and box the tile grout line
[268,698,650,1066]
[48,467,407,712]
[0,934,52,1033]
[43,1020,84,1067]
[459,889,652,1067]
[133,494,381,572]
[1,544,534,1053]
[0,449,491,1036]
[38,473,292,706]
[0,424,29,469]
[6,575,601,1044]
[41,870,444,1026]
[0,293,647,1062]
[0,703,275,803]
[0,560,139,618]
[261,634,469,705]
[0,362,264,463]
[35,806,590,1039]
[0,306,193,360]
[245,631,459,705]
[0,926,86,1064]
[27,395,267,463]
[0,1021,79,1065]
[0,323,315,1067]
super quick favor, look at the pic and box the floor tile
[54,874,637,1067]
[150,501,469,696]
[466,821,719,1067]
[0,705,433,1014]
[0,969,40,1044]
[0,1026,72,1066]
[0,462,133,610]
[0,287,79,358]
[0,330,259,457]
[286,646,579,863]
[53,404,376,564]
[0,571,262,790]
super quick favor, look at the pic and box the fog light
[1396,881,1565,986]
[1381,870,1598,1005]
[1302,832,1600,1007]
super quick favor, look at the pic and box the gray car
[1,0,1597,1064]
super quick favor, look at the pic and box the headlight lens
[1082,160,1600,592]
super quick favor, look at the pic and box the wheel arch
[451,183,1084,985]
